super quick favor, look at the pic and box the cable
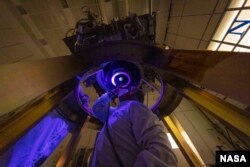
[225,126,238,150]
[198,107,249,150]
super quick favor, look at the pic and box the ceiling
[0,0,230,65]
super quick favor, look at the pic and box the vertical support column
[97,0,108,24]
[163,116,204,167]
[124,0,129,17]
[148,0,152,15]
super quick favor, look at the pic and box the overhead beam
[75,41,250,105]
[164,49,250,106]
[0,56,90,115]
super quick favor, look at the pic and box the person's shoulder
[129,100,143,106]
[128,101,156,120]
[128,100,149,110]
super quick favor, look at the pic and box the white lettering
[220,155,247,162]
[240,155,246,162]
[220,155,227,162]
[227,155,233,162]
[234,155,239,162]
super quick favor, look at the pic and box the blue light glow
[111,72,131,88]
[119,77,123,82]
[0,110,70,167]
[96,61,142,92]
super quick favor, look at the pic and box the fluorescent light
[181,131,206,166]
[165,46,170,50]
[218,44,234,51]
[245,0,250,7]
[235,47,250,52]
[166,133,179,149]
[207,42,220,50]
[212,11,238,41]
[208,1,250,52]
[229,0,245,8]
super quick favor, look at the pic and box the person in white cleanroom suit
[90,88,177,167]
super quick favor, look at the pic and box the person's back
[90,90,177,167]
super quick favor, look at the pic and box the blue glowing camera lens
[111,72,131,88]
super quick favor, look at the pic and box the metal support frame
[164,49,250,106]
[76,42,250,138]
[0,56,91,116]
[163,116,204,167]
[55,117,88,167]
[0,56,90,154]
[162,73,250,139]
[148,0,152,15]
[0,41,249,164]
[0,87,68,154]
[97,0,109,24]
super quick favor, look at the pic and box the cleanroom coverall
[91,92,177,167]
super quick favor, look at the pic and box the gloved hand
[107,87,120,99]
[118,86,137,97]
[118,88,129,97]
